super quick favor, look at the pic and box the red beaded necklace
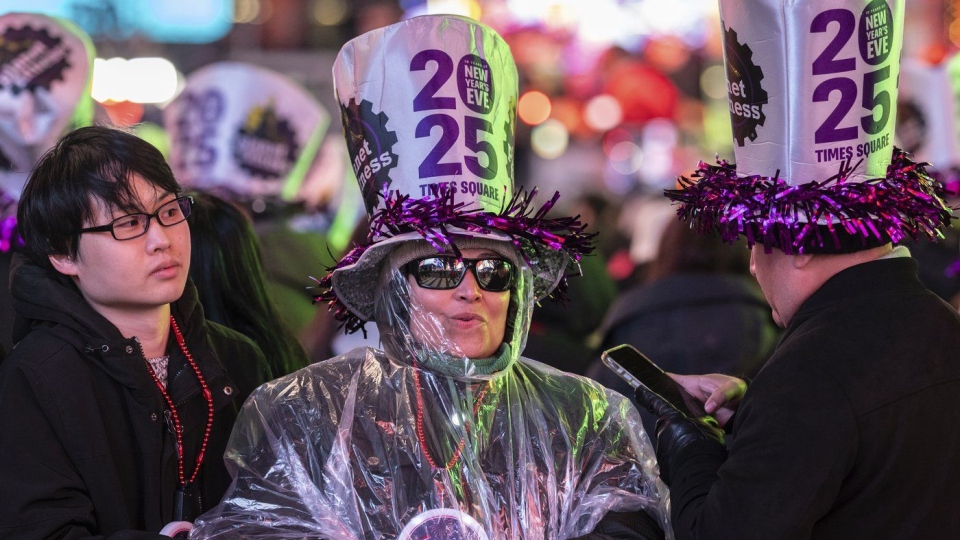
[144,316,215,490]
[412,364,489,470]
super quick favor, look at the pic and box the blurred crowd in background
[3,0,960,379]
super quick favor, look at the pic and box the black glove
[634,384,725,483]
[571,509,664,540]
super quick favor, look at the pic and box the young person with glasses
[191,15,669,540]
[0,126,271,539]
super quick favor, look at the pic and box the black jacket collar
[789,256,923,330]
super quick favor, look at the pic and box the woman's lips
[450,313,484,327]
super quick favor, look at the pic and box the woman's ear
[49,253,80,277]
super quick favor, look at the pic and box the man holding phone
[637,1,960,539]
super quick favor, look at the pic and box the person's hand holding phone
[600,344,734,483]
[634,384,727,484]
[600,344,708,418]
[669,373,747,428]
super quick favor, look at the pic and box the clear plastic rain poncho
[192,238,671,539]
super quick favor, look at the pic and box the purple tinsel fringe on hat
[312,187,596,334]
[665,148,956,255]
[0,192,19,254]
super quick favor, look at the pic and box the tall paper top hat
[667,0,953,254]
[163,62,331,205]
[0,12,95,251]
[315,15,593,331]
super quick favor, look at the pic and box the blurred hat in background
[163,61,331,210]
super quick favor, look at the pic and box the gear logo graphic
[232,101,299,180]
[0,25,72,95]
[340,98,399,213]
[723,24,768,146]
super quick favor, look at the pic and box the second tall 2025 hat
[668,0,954,254]
[314,15,595,333]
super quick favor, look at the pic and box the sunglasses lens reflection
[412,257,513,292]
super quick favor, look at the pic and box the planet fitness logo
[0,24,72,95]
[340,98,399,214]
[398,508,489,540]
[232,101,299,180]
[723,24,768,146]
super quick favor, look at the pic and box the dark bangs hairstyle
[17,125,180,270]
[187,190,309,377]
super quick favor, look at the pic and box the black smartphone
[601,344,707,418]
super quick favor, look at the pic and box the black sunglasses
[78,196,193,241]
[405,256,514,292]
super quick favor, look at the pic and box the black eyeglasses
[78,196,193,241]
[405,256,514,292]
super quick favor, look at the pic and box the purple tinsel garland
[0,192,19,253]
[312,187,596,334]
[665,148,955,254]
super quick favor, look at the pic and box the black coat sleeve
[0,361,165,540]
[573,509,665,540]
[666,360,856,540]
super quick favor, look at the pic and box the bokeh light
[518,90,552,126]
[504,0,718,49]
[234,0,261,23]
[234,0,274,24]
[638,118,678,188]
[424,0,483,19]
[951,17,960,47]
[583,94,623,132]
[92,57,181,104]
[531,119,570,159]
[550,96,588,137]
[602,127,634,156]
[603,61,679,124]
[313,0,349,26]
[608,140,643,175]
[700,64,728,100]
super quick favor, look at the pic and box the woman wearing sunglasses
[192,15,669,540]
[400,250,515,361]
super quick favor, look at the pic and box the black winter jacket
[0,254,270,539]
[667,257,960,539]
